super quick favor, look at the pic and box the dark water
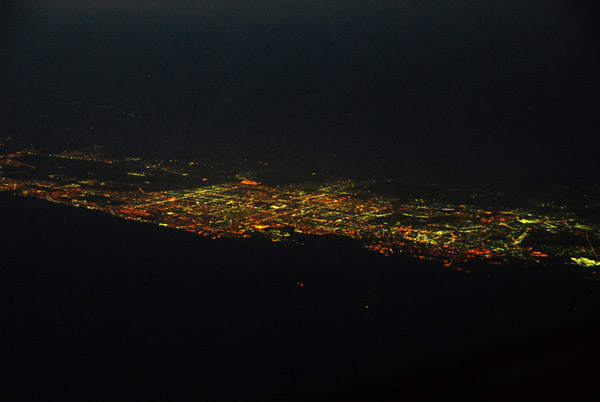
[1,192,599,400]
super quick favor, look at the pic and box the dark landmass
[2,4,599,192]
[1,192,599,400]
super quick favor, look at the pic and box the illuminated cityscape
[2,149,599,279]
[3,4,600,399]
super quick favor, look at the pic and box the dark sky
[1,0,599,187]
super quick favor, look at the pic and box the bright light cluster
[2,150,599,278]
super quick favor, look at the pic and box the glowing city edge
[2,148,599,279]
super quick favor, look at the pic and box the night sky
[1,0,599,188]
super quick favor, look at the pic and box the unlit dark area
[1,1,599,188]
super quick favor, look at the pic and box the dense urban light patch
[1,149,599,278]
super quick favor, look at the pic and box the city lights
[2,149,599,278]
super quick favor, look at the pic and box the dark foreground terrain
[1,192,599,400]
